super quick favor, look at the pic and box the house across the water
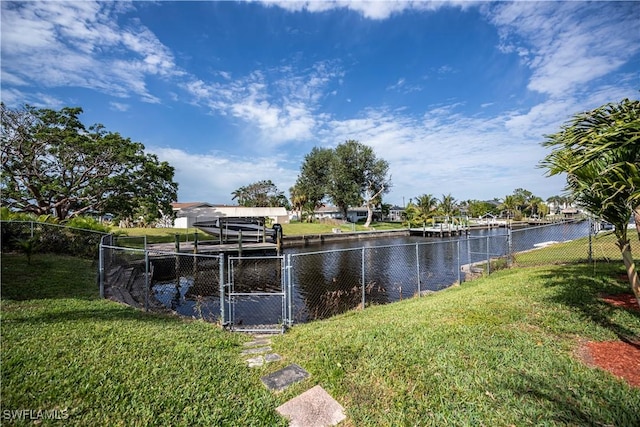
[171,202,289,228]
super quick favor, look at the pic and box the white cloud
[183,61,343,146]
[0,1,179,103]
[0,87,63,108]
[150,147,298,203]
[485,1,640,97]
[386,77,423,94]
[110,102,130,112]
[259,1,469,20]
[313,92,616,203]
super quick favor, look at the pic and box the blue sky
[2,1,639,207]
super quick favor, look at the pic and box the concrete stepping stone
[241,346,272,356]
[246,353,282,368]
[244,339,271,347]
[261,364,309,391]
[276,385,346,427]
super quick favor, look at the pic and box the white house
[171,203,289,228]
[311,206,382,223]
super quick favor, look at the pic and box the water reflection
[153,221,591,325]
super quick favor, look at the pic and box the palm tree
[541,98,639,307]
[231,186,248,206]
[546,195,563,214]
[438,193,458,221]
[500,195,518,219]
[289,184,307,222]
[526,196,544,218]
[414,194,438,224]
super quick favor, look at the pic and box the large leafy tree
[541,98,640,307]
[293,147,334,221]
[1,104,177,222]
[328,140,391,227]
[231,179,289,208]
[294,141,391,227]
[467,200,499,218]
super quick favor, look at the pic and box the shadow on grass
[533,262,640,344]
[1,299,194,326]
[507,371,640,425]
[1,253,99,301]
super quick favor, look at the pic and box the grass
[1,253,286,426]
[2,249,640,425]
[514,230,638,267]
[272,264,640,426]
[110,221,405,243]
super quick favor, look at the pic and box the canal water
[153,220,592,325]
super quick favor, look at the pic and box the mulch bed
[578,293,640,388]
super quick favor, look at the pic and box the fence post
[30,221,34,238]
[467,234,471,271]
[219,255,225,326]
[457,240,461,284]
[415,243,421,296]
[361,247,366,310]
[287,254,293,327]
[486,235,491,275]
[144,249,149,312]
[589,217,594,264]
[99,239,105,298]
[507,227,513,267]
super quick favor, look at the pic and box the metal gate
[226,255,288,333]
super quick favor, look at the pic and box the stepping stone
[261,364,309,391]
[264,353,282,363]
[246,353,282,368]
[241,346,271,356]
[244,339,271,347]
[253,334,276,340]
[276,385,346,427]
[246,356,266,368]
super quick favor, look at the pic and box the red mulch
[578,293,640,388]
[582,341,640,388]
[600,293,639,310]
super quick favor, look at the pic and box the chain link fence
[1,220,107,258]
[288,235,511,322]
[8,218,630,331]
[100,235,223,319]
[287,219,632,324]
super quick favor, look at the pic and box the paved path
[241,334,347,426]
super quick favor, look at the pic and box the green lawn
[1,254,286,426]
[272,263,640,426]
[513,230,638,267]
[110,221,405,243]
[2,251,639,425]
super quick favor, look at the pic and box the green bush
[65,216,110,233]
[2,216,107,259]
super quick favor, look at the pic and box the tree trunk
[634,205,640,242]
[617,238,640,309]
[364,203,373,228]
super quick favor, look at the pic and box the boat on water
[193,217,280,243]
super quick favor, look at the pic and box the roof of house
[176,205,288,218]
[171,202,213,211]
